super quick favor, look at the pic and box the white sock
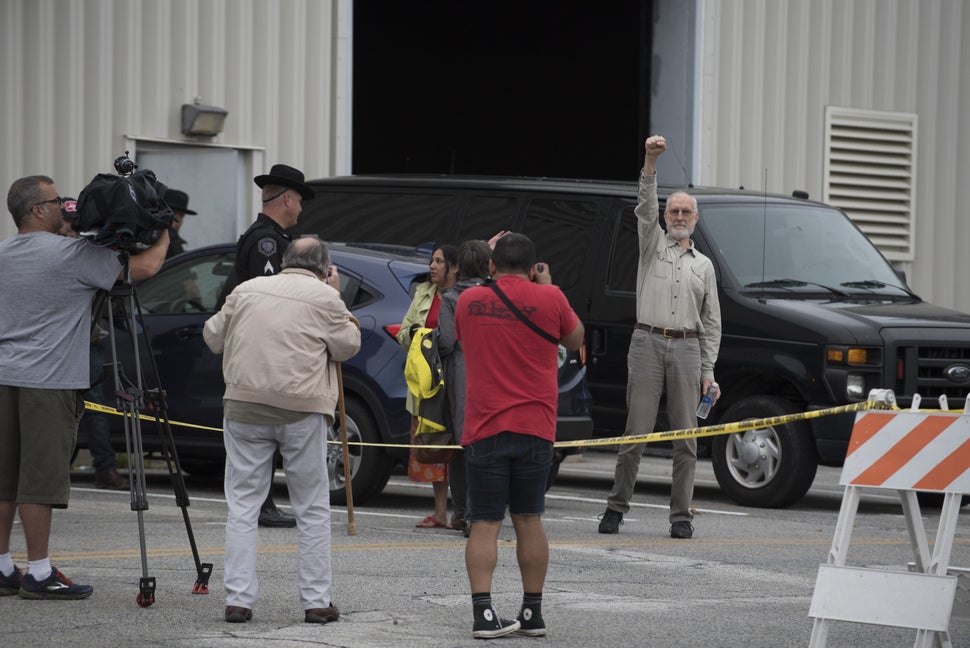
[27,558,51,581]
[0,552,15,576]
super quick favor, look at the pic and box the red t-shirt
[455,275,579,445]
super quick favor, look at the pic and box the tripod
[94,257,212,607]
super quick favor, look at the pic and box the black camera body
[114,151,138,176]
[74,152,175,250]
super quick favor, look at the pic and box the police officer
[228,163,317,528]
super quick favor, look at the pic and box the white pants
[223,414,333,610]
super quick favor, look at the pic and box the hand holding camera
[532,262,552,285]
[325,264,340,289]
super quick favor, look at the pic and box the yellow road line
[21,535,965,563]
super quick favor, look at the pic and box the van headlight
[846,374,866,399]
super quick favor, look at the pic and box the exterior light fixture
[180,102,228,137]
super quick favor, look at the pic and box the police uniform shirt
[234,213,292,283]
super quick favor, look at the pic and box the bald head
[282,236,330,276]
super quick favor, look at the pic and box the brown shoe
[94,469,129,490]
[225,605,253,623]
[304,603,340,624]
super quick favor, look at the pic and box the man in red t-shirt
[455,233,584,639]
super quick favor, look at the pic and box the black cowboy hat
[163,189,197,215]
[253,163,315,200]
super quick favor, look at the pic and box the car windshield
[701,203,910,296]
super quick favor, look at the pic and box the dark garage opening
[352,1,651,181]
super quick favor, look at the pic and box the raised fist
[645,135,667,158]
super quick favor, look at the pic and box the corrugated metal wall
[0,0,351,242]
[696,0,970,312]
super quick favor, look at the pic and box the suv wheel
[711,395,817,508]
[328,396,393,506]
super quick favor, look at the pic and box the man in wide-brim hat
[253,163,315,201]
[164,188,197,259]
[222,163,316,529]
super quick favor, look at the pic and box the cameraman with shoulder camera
[0,175,168,600]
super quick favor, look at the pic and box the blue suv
[89,242,593,503]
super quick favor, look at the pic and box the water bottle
[696,383,718,420]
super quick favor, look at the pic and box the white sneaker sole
[516,627,547,637]
[473,620,521,639]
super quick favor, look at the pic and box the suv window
[309,191,458,244]
[608,204,638,294]
[459,194,518,241]
[137,252,233,314]
[521,197,599,291]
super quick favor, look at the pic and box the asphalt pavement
[3,450,969,647]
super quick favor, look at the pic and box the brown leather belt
[635,323,698,339]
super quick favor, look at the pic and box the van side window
[307,191,458,244]
[607,204,638,294]
[459,195,518,241]
[521,198,598,291]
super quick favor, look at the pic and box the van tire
[711,395,818,508]
[328,396,393,506]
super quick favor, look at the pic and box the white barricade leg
[809,485,862,647]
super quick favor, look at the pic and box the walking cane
[335,362,358,535]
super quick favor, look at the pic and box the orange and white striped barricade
[808,400,970,648]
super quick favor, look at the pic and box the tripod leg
[105,284,155,607]
[147,406,213,594]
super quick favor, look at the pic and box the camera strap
[486,280,559,346]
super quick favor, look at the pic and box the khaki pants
[607,329,700,523]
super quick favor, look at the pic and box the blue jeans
[465,432,552,521]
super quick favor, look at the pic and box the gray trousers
[223,414,333,610]
[607,329,701,523]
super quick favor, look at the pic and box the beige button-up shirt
[635,173,722,380]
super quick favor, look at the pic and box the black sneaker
[0,566,23,596]
[259,506,297,528]
[598,508,623,534]
[670,520,694,539]
[516,605,546,637]
[18,566,93,600]
[473,606,521,639]
[451,515,468,533]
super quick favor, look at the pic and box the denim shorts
[465,432,553,521]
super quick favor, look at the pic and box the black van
[293,174,970,508]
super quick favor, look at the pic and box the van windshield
[700,203,910,296]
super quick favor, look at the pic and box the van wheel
[328,397,393,506]
[711,395,817,508]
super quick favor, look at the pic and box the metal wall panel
[0,0,350,242]
[695,0,970,312]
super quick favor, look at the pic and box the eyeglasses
[666,208,695,217]
[33,196,64,209]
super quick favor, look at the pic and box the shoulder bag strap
[486,280,559,346]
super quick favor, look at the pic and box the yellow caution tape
[84,401,223,432]
[85,396,902,451]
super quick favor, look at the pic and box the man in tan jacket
[204,236,360,625]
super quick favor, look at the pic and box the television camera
[74,151,175,250]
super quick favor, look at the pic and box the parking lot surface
[4,450,968,647]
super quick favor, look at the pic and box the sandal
[416,515,450,529]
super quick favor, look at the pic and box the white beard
[668,225,694,241]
